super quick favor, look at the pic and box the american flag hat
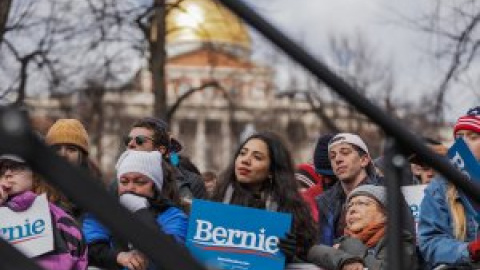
[454,106,480,137]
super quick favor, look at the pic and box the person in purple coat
[0,155,87,270]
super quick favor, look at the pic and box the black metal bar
[0,108,205,270]
[0,237,45,270]
[217,0,480,203]
[384,138,405,270]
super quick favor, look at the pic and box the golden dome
[166,0,251,52]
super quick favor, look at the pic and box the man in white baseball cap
[327,133,369,155]
[315,132,415,246]
[327,133,375,186]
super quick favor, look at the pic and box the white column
[195,117,206,172]
[171,119,180,138]
[221,117,231,167]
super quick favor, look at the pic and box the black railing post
[0,237,45,270]
[384,138,405,270]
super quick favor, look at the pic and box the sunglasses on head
[124,135,154,146]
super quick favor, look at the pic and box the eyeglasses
[123,135,154,146]
[346,199,376,210]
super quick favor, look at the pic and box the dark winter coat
[307,231,418,270]
[315,175,416,245]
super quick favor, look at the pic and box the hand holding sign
[278,233,296,260]
[117,250,149,270]
[279,233,305,263]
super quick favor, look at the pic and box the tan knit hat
[45,119,89,154]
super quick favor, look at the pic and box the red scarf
[344,221,386,248]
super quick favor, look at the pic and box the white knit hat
[116,150,164,192]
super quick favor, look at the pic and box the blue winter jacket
[83,204,188,269]
[83,206,188,244]
[418,177,479,269]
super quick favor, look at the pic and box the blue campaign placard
[186,199,292,270]
[448,138,480,184]
[448,138,480,220]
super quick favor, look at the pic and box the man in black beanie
[313,133,338,190]
[300,133,339,224]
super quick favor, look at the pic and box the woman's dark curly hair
[212,131,317,257]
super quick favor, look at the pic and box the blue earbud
[170,151,179,166]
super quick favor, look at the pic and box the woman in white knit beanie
[82,150,188,270]
[116,150,164,198]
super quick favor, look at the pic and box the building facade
[26,0,382,175]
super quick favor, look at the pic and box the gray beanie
[347,185,386,208]
[116,150,163,192]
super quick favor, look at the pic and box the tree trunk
[150,0,167,120]
[0,0,12,44]
[14,57,29,106]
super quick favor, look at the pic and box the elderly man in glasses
[122,117,206,206]
[306,185,418,270]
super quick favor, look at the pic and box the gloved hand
[338,237,368,258]
[468,237,480,262]
[119,193,150,212]
[278,233,304,263]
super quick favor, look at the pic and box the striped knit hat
[454,107,480,137]
[295,163,322,188]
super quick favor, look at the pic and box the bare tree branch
[306,92,340,133]
[166,81,220,121]
[0,0,12,44]
[434,11,480,119]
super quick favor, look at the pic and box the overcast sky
[242,0,479,121]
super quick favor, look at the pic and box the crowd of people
[1,106,480,270]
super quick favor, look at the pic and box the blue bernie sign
[186,199,292,270]
[448,138,480,220]
[448,138,480,184]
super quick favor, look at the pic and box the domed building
[159,0,327,171]
[166,0,251,58]
[163,0,281,171]
[27,0,380,175]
